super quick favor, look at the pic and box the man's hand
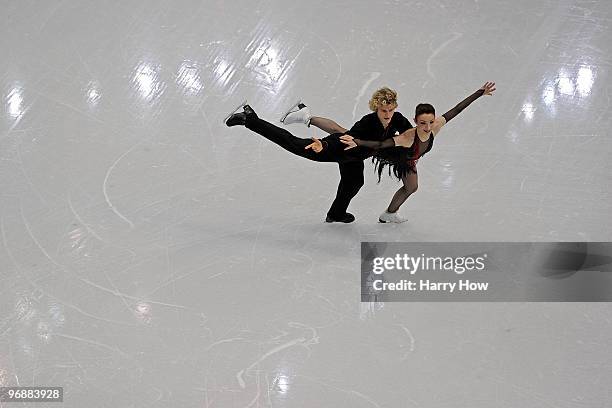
[480,81,496,96]
[340,135,357,150]
[305,137,323,153]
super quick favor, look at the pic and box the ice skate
[280,99,312,126]
[378,210,407,223]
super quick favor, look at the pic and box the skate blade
[279,99,303,123]
[222,99,247,125]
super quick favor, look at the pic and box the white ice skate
[279,99,312,126]
[378,210,408,223]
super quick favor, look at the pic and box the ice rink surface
[1,0,611,406]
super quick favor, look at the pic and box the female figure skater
[225,87,413,223]
[337,81,496,223]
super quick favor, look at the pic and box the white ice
[1,0,611,407]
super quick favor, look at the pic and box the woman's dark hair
[371,147,415,182]
[415,103,435,118]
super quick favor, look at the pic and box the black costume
[354,88,486,213]
[357,89,486,179]
[326,111,412,220]
[244,111,413,221]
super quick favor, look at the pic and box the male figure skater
[278,87,413,222]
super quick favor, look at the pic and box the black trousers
[246,117,365,218]
[327,160,364,218]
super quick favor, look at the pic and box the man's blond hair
[369,87,398,111]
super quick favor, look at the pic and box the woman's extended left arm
[433,81,496,135]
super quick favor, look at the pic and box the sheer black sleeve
[442,89,485,123]
[354,138,396,149]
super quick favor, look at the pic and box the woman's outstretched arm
[433,82,496,134]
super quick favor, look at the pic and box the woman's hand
[480,81,496,96]
[305,137,323,153]
[340,134,357,150]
